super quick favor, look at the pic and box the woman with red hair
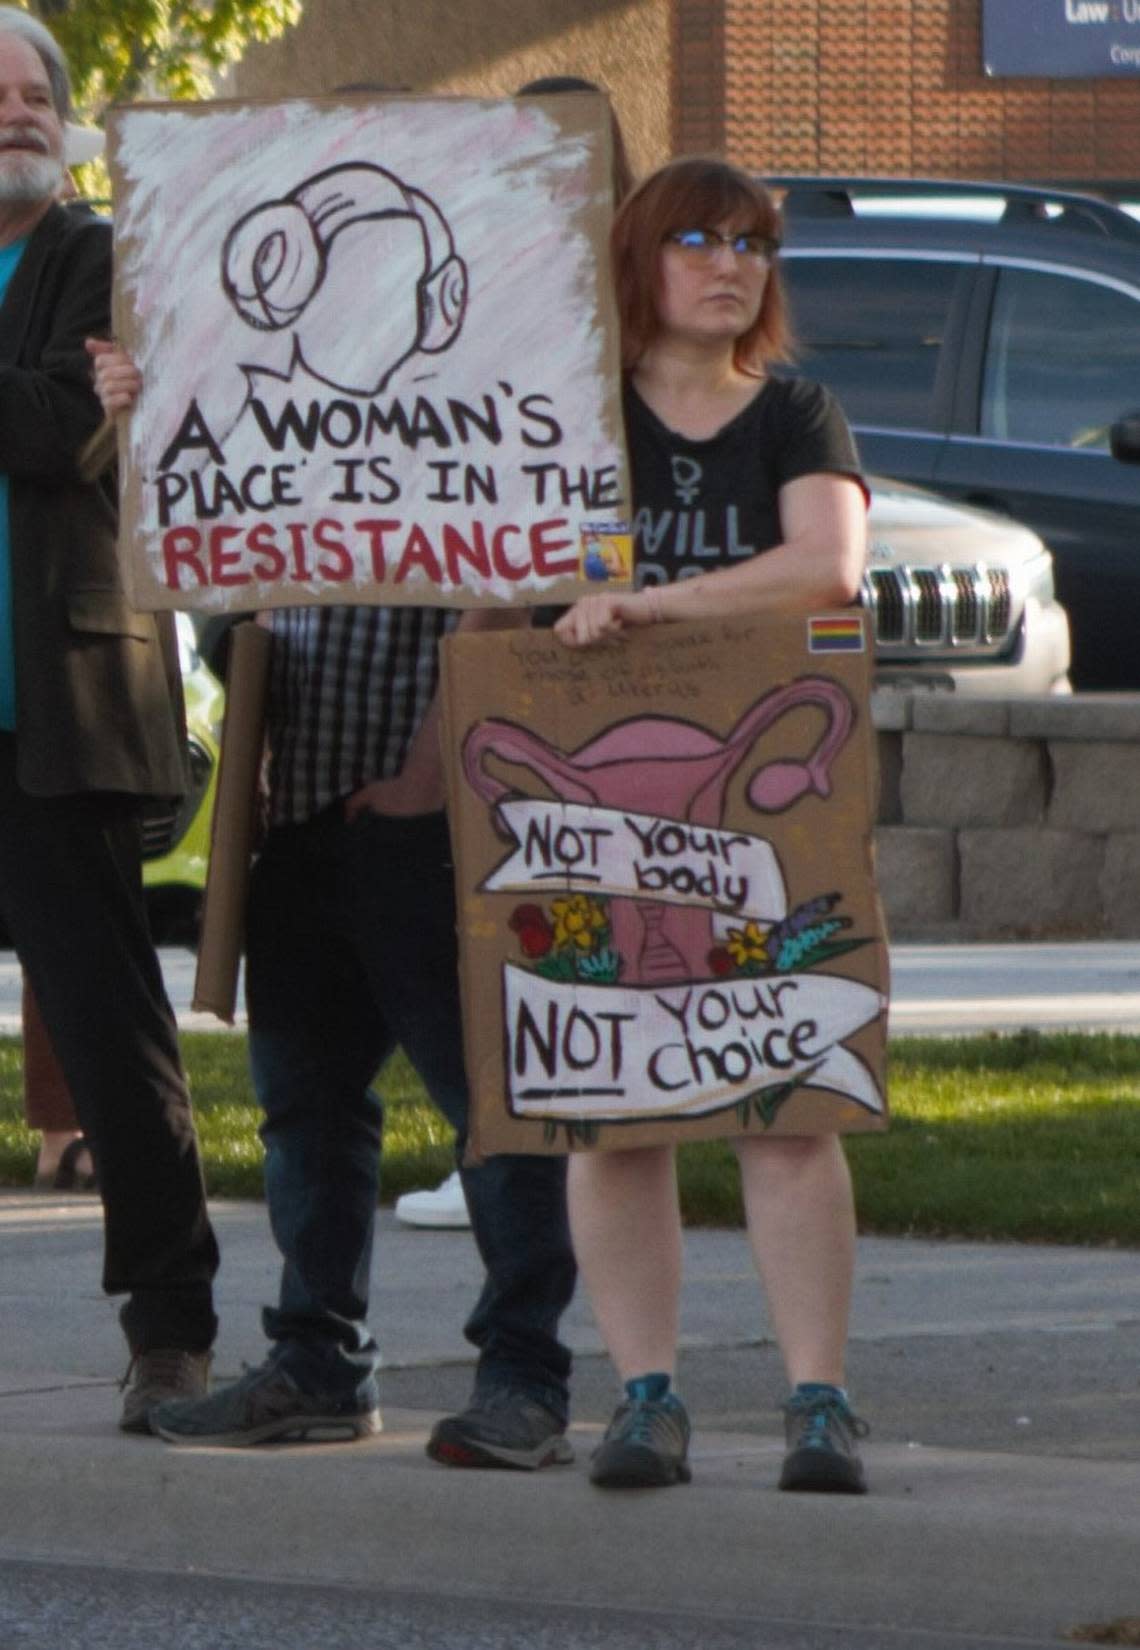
[556,158,871,1494]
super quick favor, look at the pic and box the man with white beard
[0,6,220,1430]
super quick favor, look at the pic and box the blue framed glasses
[665,228,781,262]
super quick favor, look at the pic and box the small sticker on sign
[808,615,864,653]
[579,522,633,583]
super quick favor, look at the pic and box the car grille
[141,736,213,862]
[862,564,1016,655]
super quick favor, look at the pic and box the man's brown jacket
[1,201,186,799]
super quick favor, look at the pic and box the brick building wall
[674,0,1140,185]
[228,0,671,181]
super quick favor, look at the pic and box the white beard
[0,150,63,205]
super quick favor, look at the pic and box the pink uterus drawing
[462,676,854,985]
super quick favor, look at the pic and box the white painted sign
[109,93,630,611]
[481,799,789,920]
[504,966,887,1124]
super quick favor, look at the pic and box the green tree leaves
[21,0,301,112]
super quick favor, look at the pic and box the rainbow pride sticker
[808,615,865,653]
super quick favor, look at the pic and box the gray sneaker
[119,1348,212,1435]
[779,1386,869,1494]
[590,1394,692,1488]
[150,1358,381,1447]
[426,1388,573,1470]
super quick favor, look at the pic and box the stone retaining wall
[872,694,1140,939]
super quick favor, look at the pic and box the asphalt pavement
[1,944,1138,1648]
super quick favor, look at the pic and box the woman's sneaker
[779,1384,869,1494]
[590,1393,692,1488]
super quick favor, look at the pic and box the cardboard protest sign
[192,621,271,1023]
[108,92,630,614]
[441,614,890,1159]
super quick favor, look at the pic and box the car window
[980,266,1140,450]
[781,256,960,430]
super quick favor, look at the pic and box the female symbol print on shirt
[670,455,702,506]
[461,675,886,1138]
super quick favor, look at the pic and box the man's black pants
[0,739,218,1352]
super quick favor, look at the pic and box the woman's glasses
[665,228,781,263]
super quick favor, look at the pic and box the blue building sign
[984,0,1140,76]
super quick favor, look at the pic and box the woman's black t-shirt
[624,375,865,590]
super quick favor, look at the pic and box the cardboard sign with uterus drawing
[441,613,889,1158]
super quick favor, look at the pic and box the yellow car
[141,614,224,943]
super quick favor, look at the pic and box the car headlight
[1021,549,1057,604]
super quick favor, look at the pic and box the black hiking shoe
[150,1358,381,1447]
[427,1388,573,1471]
[590,1393,692,1488]
[779,1385,869,1494]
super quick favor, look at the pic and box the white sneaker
[394,1170,471,1229]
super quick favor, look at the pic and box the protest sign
[108,92,630,613]
[192,621,271,1023]
[441,614,890,1158]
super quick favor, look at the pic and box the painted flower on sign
[508,903,555,959]
[508,894,619,983]
[709,892,866,979]
[726,919,770,969]
[552,893,608,953]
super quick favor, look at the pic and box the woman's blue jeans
[245,806,576,1419]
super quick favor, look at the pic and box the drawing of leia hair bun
[407,186,469,351]
[221,200,324,331]
[221,162,468,355]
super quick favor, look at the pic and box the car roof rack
[768,175,1140,245]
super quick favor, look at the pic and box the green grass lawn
[2,1029,1137,1246]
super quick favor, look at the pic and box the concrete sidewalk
[2,1191,1137,1647]
[3,941,1139,1643]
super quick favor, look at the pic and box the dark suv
[774,178,1140,690]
